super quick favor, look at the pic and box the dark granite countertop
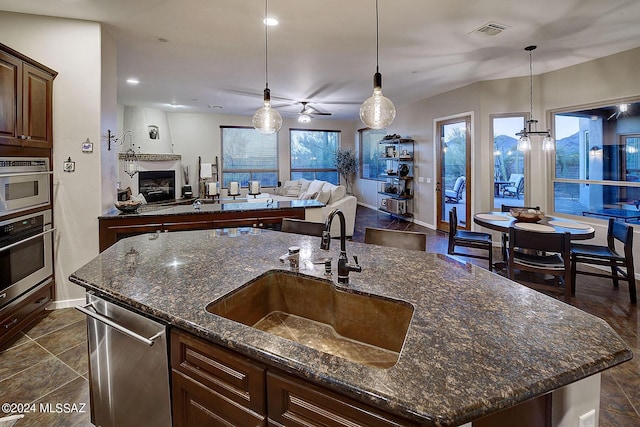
[69,229,632,426]
[100,199,324,218]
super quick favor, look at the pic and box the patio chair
[444,176,466,203]
[502,174,524,199]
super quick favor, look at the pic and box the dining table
[473,211,595,240]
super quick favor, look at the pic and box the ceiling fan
[297,102,332,123]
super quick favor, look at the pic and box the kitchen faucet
[321,208,361,284]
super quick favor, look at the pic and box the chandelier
[515,46,554,151]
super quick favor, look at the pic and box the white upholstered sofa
[259,179,357,237]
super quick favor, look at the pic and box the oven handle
[0,171,54,178]
[0,227,56,253]
[75,303,162,346]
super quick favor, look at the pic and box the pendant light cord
[528,49,534,121]
[264,0,269,89]
[375,0,380,74]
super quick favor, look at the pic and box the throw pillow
[285,184,301,197]
[300,191,316,200]
[328,185,346,204]
[307,179,325,195]
[315,190,331,205]
[299,178,311,193]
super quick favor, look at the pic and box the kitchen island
[70,228,631,426]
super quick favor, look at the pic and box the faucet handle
[320,230,331,250]
[353,255,359,265]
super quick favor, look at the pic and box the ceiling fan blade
[309,111,332,116]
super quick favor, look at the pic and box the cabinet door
[0,50,21,146]
[22,63,53,148]
[267,371,419,427]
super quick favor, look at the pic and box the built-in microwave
[0,157,52,217]
[0,209,54,310]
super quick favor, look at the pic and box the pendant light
[359,0,396,130]
[515,46,554,151]
[253,0,282,134]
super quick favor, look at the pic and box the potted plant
[335,148,357,194]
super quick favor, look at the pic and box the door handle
[75,303,163,346]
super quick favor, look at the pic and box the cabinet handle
[35,297,50,304]
[0,293,6,300]
[26,136,31,140]
[3,318,18,329]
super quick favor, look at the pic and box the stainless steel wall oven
[0,209,54,310]
[0,157,52,217]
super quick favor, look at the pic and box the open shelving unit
[377,135,414,221]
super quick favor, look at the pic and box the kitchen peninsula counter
[97,199,323,251]
[70,229,631,426]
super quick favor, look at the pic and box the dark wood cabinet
[170,328,420,427]
[171,328,267,427]
[0,43,56,149]
[99,207,306,252]
[267,371,420,427]
[0,278,54,346]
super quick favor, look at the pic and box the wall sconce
[107,129,139,178]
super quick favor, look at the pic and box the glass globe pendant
[360,71,396,129]
[542,134,555,151]
[517,135,531,152]
[253,87,282,134]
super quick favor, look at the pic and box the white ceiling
[2,0,640,120]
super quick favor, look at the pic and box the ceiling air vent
[470,22,509,36]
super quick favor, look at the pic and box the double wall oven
[0,157,54,311]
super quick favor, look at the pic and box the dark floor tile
[22,308,85,341]
[0,357,79,404]
[56,343,89,376]
[34,320,87,356]
[600,408,640,427]
[15,376,91,427]
[600,370,639,418]
[0,332,32,353]
[0,340,51,381]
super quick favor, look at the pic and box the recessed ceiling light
[263,17,278,26]
[126,78,139,85]
[208,105,223,109]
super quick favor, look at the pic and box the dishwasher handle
[76,303,163,346]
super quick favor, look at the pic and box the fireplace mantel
[118,153,181,161]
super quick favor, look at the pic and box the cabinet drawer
[267,371,420,427]
[172,370,266,427]
[171,328,266,415]
[0,279,54,345]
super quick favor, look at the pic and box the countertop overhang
[69,229,632,426]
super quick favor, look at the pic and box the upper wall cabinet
[0,44,56,150]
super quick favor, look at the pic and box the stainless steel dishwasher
[76,292,172,427]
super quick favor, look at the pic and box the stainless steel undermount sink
[206,270,414,368]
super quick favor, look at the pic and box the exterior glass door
[436,116,471,232]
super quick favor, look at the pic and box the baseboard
[46,298,85,310]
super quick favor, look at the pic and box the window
[552,100,640,217]
[290,129,340,184]
[491,115,526,209]
[359,128,387,180]
[221,126,278,188]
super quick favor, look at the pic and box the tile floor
[0,204,638,426]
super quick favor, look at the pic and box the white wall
[0,12,110,305]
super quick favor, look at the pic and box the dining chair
[570,218,636,303]
[499,204,541,263]
[280,218,325,237]
[364,227,427,251]
[448,207,493,270]
[507,226,572,303]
